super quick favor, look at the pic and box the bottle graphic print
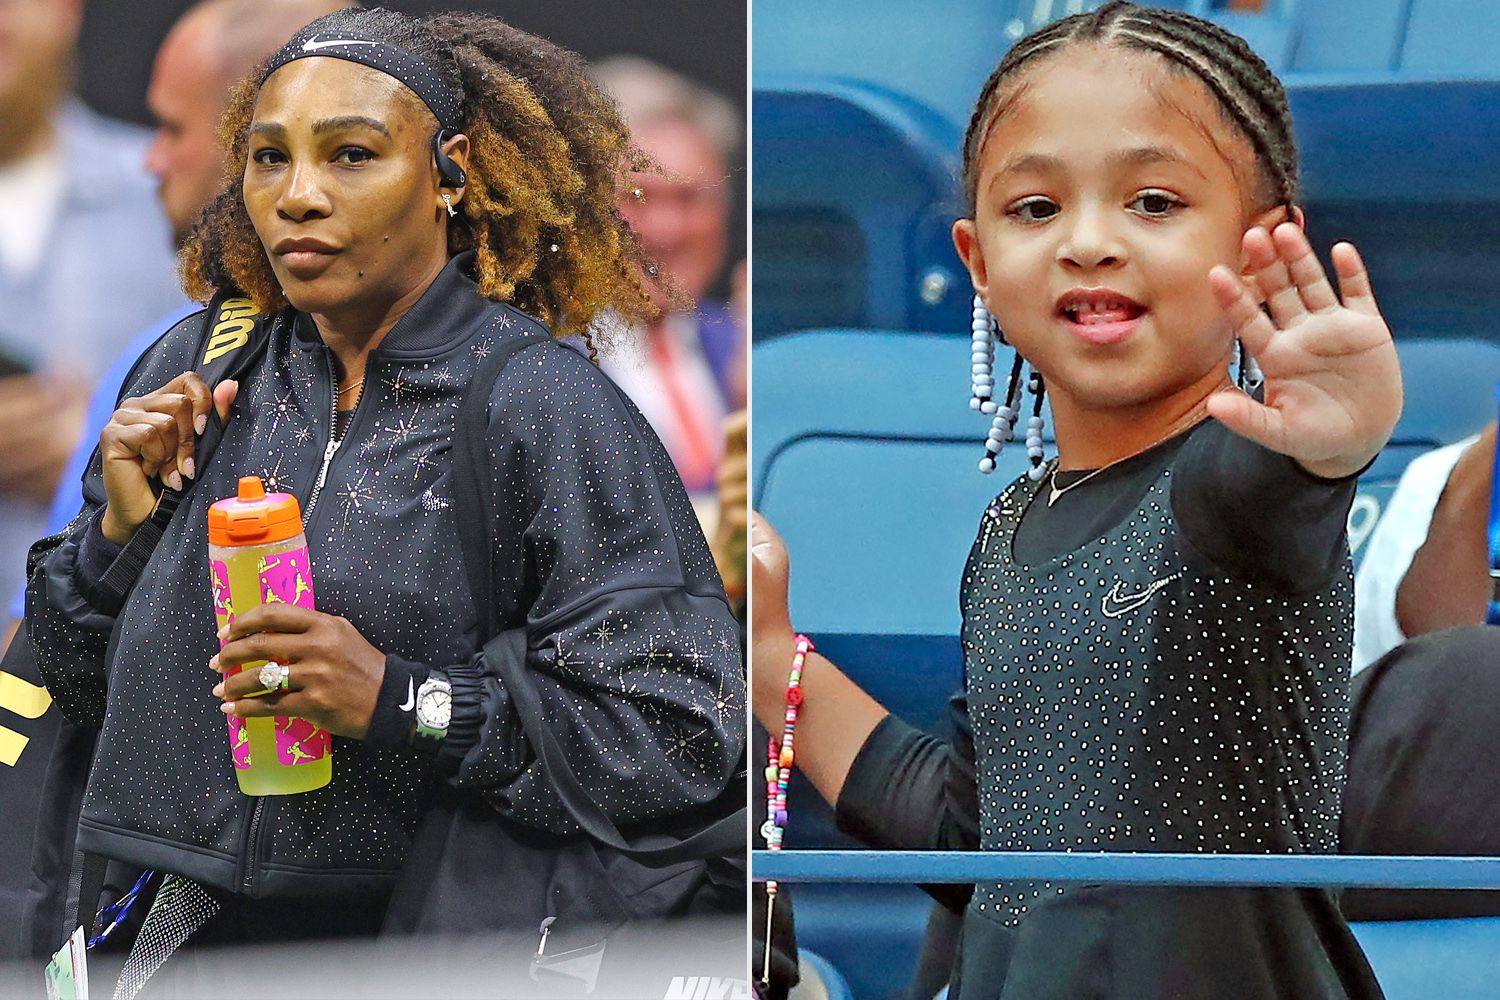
[208,475,332,795]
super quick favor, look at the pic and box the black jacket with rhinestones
[25,255,744,899]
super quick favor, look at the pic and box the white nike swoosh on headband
[399,677,415,713]
[302,38,379,52]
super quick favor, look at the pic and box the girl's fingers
[1243,226,1305,330]
[1209,265,1277,357]
[1205,388,1287,453]
[1331,242,1379,316]
[1273,223,1339,314]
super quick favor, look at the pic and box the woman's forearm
[754,631,889,808]
[1396,425,1496,637]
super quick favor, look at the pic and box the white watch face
[416,688,452,730]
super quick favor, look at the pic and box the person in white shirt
[1353,423,1496,672]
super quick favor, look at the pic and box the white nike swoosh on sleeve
[399,677,415,712]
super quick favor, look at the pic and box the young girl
[752,4,1401,998]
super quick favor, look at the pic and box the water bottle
[208,475,331,795]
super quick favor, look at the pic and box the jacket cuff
[79,504,177,616]
[364,654,431,748]
[439,654,486,768]
[76,510,123,587]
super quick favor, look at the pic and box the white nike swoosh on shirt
[1100,572,1183,619]
[302,38,378,52]
[398,677,415,712]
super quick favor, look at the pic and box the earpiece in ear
[433,128,467,188]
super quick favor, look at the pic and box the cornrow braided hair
[960,0,1299,217]
[181,7,664,357]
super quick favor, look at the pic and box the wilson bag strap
[77,291,270,940]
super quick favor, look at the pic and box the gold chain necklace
[337,377,365,398]
[1045,405,1217,507]
[1046,464,1114,507]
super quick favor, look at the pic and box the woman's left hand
[1207,222,1403,479]
[212,605,385,739]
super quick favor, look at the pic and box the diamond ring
[257,661,291,693]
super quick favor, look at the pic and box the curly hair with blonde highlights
[180,7,662,352]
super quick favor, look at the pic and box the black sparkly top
[838,420,1360,916]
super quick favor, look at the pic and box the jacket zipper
[303,347,374,521]
[303,349,342,520]
[240,797,266,894]
[304,437,340,521]
[240,348,346,897]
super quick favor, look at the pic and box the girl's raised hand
[1206,223,1402,479]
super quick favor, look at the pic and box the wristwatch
[412,674,453,747]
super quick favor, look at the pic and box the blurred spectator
[0,0,181,604]
[711,409,747,608]
[147,0,351,243]
[4,0,350,634]
[592,56,745,501]
[1352,423,1495,672]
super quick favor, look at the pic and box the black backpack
[0,292,270,960]
[379,325,747,991]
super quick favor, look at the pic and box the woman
[26,5,741,964]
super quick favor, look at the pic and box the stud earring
[441,192,457,218]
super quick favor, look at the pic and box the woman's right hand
[99,373,238,545]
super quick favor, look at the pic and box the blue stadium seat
[1401,0,1500,76]
[754,329,1019,998]
[1287,80,1500,343]
[1188,0,1300,71]
[1290,0,1406,71]
[1349,917,1500,1000]
[751,1,1010,140]
[753,81,965,341]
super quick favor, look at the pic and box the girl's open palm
[1207,223,1402,479]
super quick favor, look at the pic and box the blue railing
[754,850,1500,889]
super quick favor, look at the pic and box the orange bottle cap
[208,476,304,546]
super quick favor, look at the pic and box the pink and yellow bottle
[208,475,331,795]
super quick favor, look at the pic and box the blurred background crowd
[0,0,748,643]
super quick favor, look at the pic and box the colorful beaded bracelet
[760,633,812,991]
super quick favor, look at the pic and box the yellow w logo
[0,670,53,767]
[202,298,258,364]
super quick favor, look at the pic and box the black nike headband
[261,28,462,130]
